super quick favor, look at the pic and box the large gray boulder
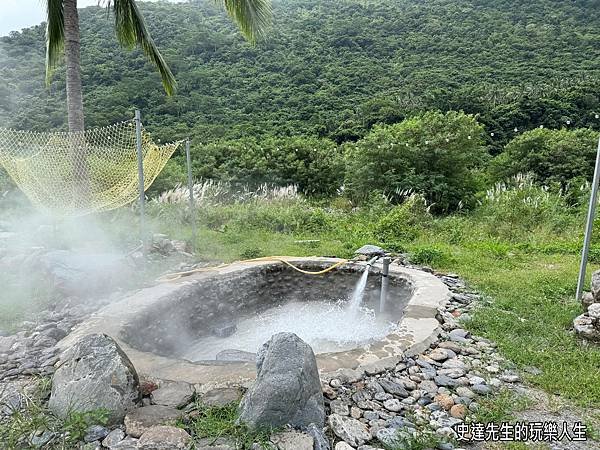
[38,250,132,298]
[238,332,324,430]
[48,334,140,424]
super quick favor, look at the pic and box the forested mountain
[1,0,599,151]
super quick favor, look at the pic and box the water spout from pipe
[348,256,378,312]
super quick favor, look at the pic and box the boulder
[124,405,183,438]
[238,332,324,430]
[151,381,194,408]
[48,334,140,424]
[138,425,191,450]
[38,250,132,298]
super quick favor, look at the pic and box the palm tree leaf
[111,0,177,95]
[45,0,65,86]
[219,0,272,44]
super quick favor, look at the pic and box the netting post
[576,135,600,301]
[185,139,197,252]
[134,110,146,254]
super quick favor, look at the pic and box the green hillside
[1,0,599,150]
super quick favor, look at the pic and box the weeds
[180,401,274,449]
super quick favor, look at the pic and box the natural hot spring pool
[123,261,413,361]
[57,257,450,385]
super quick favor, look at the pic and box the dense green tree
[491,128,599,188]
[189,136,344,196]
[344,111,488,211]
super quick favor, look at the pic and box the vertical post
[185,139,197,252]
[380,257,390,313]
[576,136,600,301]
[134,110,146,253]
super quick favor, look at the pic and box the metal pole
[380,257,390,313]
[185,139,197,252]
[134,110,146,253]
[576,136,600,301]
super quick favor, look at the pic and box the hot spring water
[184,262,396,361]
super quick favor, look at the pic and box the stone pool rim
[57,257,451,388]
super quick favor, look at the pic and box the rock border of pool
[56,257,451,388]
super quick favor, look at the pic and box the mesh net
[0,120,180,217]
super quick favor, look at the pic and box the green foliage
[181,401,273,449]
[192,136,343,196]
[474,174,573,240]
[471,389,532,424]
[149,157,188,196]
[0,378,110,449]
[374,194,431,242]
[492,128,599,187]
[2,0,600,144]
[409,245,451,267]
[345,111,487,211]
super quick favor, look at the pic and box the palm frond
[45,0,65,86]
[111,0,177,95]
[219,0,272,44]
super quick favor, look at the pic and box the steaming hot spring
[58,258,450,384]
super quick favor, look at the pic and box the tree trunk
[63,0,89,208]
[63,0,85,133]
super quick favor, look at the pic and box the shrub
[410,245,450,266]
[374,194,431,242]
[344,110,488,211]
[491,128,599,188]
[474,173,573,240]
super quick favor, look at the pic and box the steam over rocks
[238,332,325,430]
[48,333,140,424]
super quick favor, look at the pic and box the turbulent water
[348,267,370,313]
[184,299,397,361]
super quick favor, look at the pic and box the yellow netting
[0,120,180,217]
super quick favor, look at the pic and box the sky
[0,0,180,37]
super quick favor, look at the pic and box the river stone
[589,303,600,320]
[328,414,372,447]
[48,334,140,424]
[124,405,183,438]
[0,335,16,353]
[378,379,409,398]
[201,387,243,407]
[239,333,324,429]
[102,428,125,448]
[138,425,191,450]
[335,443,355,450]
[271,430,314,450]
[592,270,600,300]
[306,423,331,450]
[151,381,194,408]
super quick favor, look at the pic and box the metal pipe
[576,135,600,301]
[367,256,379,266]
[380,257,390,313]
[134,110,146,254]
[185,139,196,253]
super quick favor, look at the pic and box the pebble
[434,394,454,410]
[383,399,402,412]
